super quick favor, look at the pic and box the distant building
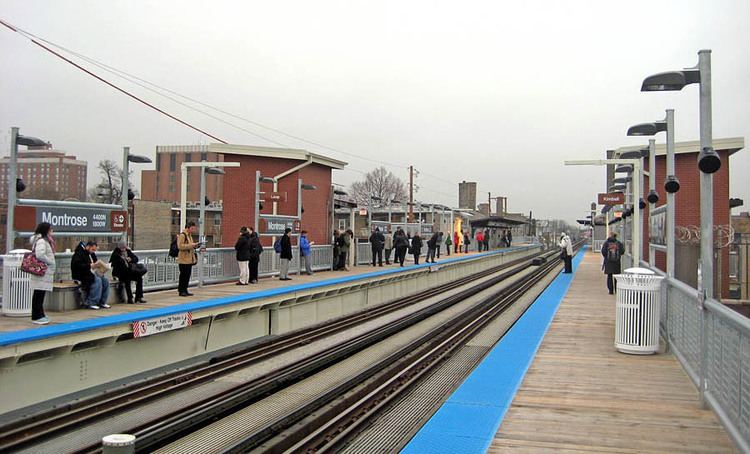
[140,145,224,204]
[0,143,87,201]
[458,181,477,210]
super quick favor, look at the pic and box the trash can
[2,250,33,317]
[613,267,664,355]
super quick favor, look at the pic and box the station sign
[269,191,287,201]
[14,205,128,233]
[260,216,301,235]
[598,192,625,206]
[421,224,434,234]
[371,221,392,233]
[133,312,193,338]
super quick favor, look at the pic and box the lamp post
[297,179,317,274]
[6,128,46,253]
[121,147,152,247]
[641,49,719,298]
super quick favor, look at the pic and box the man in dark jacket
[394,228,409,267]
[234,227,252,285]
[248,229,262,283]
[279,228,293,281]
[71,241,110,309]
[426,232,439,263]
[601,232,625,294]
[110,242,146,304]
[411,232,423,265]
[369,227,385,267]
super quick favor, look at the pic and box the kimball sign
[598,193,625,206]
[15,205,127,233]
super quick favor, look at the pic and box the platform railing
[640,262,750,452]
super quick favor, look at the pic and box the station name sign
[260,216,301,235]
[15,205,127,233]
[598,192,625,206]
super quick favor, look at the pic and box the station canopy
[470,213,529,229]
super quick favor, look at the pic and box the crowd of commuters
[24,218,518,324]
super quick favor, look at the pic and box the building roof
[614,137,744,158]
[208,143,347,170]
[470,213,529,227]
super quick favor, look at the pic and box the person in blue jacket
[299,230,314,275]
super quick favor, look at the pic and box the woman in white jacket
[558,232,573,273]
[29,222,56,325]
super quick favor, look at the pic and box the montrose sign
[14,205,127,233]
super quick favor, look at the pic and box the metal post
[368,195,372,228]
[6,127,18,253]
[648,139,656,266]
[254,170,260,234]
[198,163,206,287]
[698,49,714,299]
[666,109,675,278]
[297,178,302,276]
[122,146,130,246]
[179,164,188,231]
[632,159,641,267]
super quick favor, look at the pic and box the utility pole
[408,165,414,223]
[488,192,492,216]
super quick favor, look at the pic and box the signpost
[598,192,625,206]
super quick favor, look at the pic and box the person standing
[248,228,262,283]
[426,231,439,263]
[411,232,423,265]
[332,229,341,270]
[72,241,111,309]
[394,228,409,267]
[338,230,351,271]
[445,232,452,256]
[177,221,199,296]
[29,222,55,324]
[483,229,490,251]
[559,233,573,273]
[110,242,146,304]
[506,229,513,247]
[279,227,293,280]
[601,232,625,294]
[234,226,252,285]
[300,230,314,275]
[463,231,471,253]
[383,230,393,265]
[453,231,460,254]
[476,230,484,252]
[369,227,385,267]
[436,232,443,258]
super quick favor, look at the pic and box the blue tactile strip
[0,246,535,347]
[401,247,587,454]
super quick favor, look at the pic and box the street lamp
[641,49,718,300]
[122,147,152,247]
[6,128,47,252]
[254,172,275,234]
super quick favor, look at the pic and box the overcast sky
[1,0,748,223]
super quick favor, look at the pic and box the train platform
[404,249,735,453]
[0,249,481,336]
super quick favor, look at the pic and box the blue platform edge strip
[0,245,536,347]
[401,246,588,454]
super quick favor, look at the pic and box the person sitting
[71,241,111,309]
[110,241,147,304]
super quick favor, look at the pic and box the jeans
[426,247,436,262]
[178,264,193,293]
[384,248,392,264]
[303,254,313,274]
[436,245,441,258]
[607,274,616,293]
[238,260,249,284]
[32,289,46,320]
[86,275,110,306]
[371,248,383,266]
[337,252,348,270]
[280,258,291,279]
[395,247,407,266]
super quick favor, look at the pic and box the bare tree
[350,166,407,206]
[88,160,135,204]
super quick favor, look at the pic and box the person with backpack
[279,228,293,280]
[601,232,625,294]
[299,230,314,275]
[248,228,262,283]
[369,227,385,267]
[559,232,573,273]
[394,228,409,267]
[337,230,351,271]
[177,221,199,296]
[234,227,252,285]
[426,231,439,263]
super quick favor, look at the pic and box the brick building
[140,144,346,247]
[612,137,745,299]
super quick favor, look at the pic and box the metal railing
[641,262,750,452]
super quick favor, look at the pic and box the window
[200,152,208,161]
[338,219,347,230]
[184,152,192,163]
[169,153,176,172]
[155,153,161,171]
[214,213,221,226]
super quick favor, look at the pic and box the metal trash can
[2,249,33,317]
[613,267,664,355]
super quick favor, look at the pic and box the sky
[1,0,749,224]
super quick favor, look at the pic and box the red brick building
[140,144,346,247]
[0,143,87,201]
[614,137,745,299]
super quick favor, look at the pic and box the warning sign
[133,312,192,338]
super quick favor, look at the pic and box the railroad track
[0,247,557,453]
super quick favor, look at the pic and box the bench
[47,278,122,312]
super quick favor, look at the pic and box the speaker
[646,190,659,204]
[664,175,680,194]
[698,146,721,174]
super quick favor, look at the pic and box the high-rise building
[458,181,477,210]
[0,143,88,201]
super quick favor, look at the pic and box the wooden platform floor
[0,250,480,333]
[491,251,736,453]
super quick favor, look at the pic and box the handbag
[129,262,148,277]
[21,240,48,276]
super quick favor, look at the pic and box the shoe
[283,277,292,281]
[100,303,111,309]
[88,305,101,310]
[32,316,50,325]
[186,292,194,296]
[608,291,614,295]
[250,280,258,284]
[136,298,147,303]
[179,292,189,297]
[236,282,245,286]
[127,300,135,304]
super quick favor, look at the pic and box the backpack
[607,241,621,262]
[168,235,180,258]
[274,238,282,253]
